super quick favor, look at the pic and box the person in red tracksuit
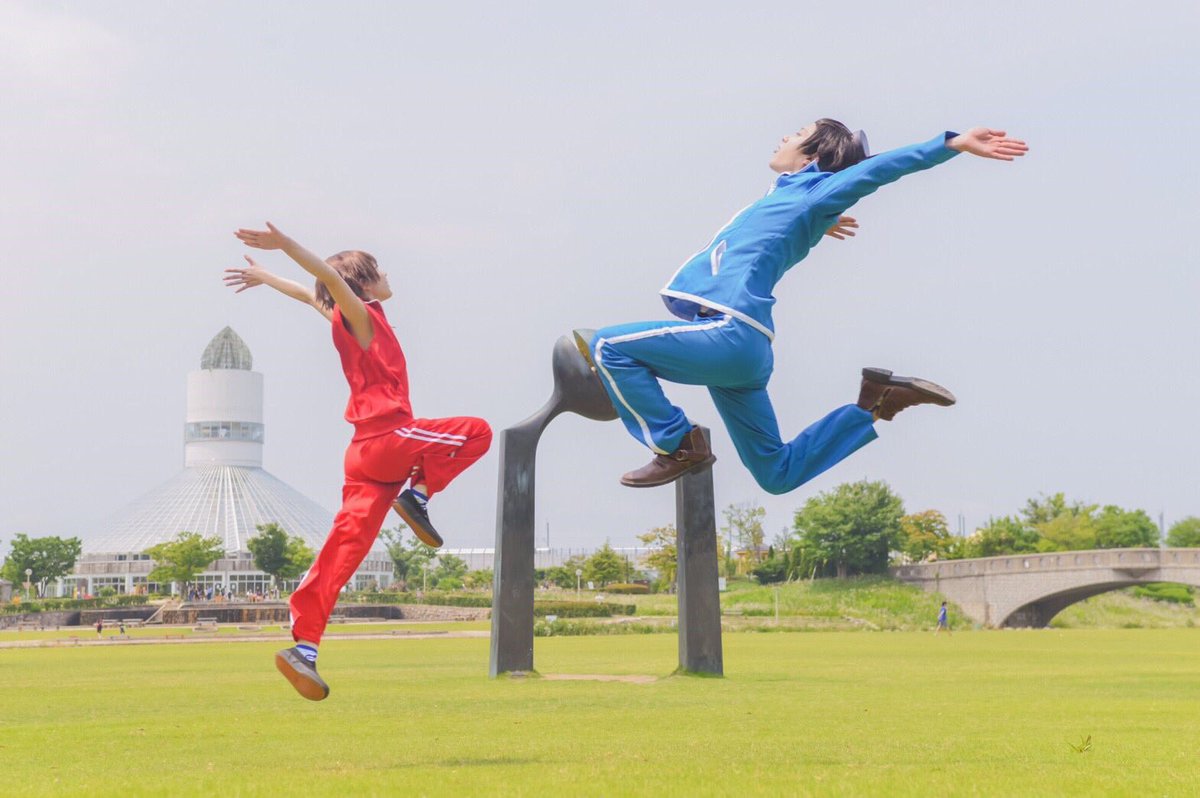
[227,222,491,701]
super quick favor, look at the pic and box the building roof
[201,327,253,370]
[83,466,350,555]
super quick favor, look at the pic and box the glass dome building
[70,328,391,596]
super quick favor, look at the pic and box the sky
[1,1,1197,555]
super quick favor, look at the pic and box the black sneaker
[392,489,444,548]
[275,646,329,701]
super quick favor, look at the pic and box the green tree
[583,543,626,587]
[379,525,436,589]
[1167,517,1200,547]
[1,534,83,594]
[247,523,315,583]
[1093,506,1159,549]
[544,554,589,589]
[792,480,905,578]
[145,532,224,594]
[432,553,469,589]
[722,502,767,564]
[1035,513,1097,552]
[959,516,1040,558]
[637,524,677,588]
[463,568,493,591]
[1020,493,1094,525]
[899,510,954,562]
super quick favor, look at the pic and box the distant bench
[194,617,219,632]
[121,618,145,628]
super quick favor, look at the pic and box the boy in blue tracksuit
[580,119,1027,491]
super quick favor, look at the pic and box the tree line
[741,482,1200,583]
[0,524,315,597]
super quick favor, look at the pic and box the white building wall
[185,369,264,467]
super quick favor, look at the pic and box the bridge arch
[892,548,1200,628]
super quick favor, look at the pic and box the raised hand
[234,221,289,250]
[224,256,269,293]
[947,128,1029,161]
[824,215,859,240]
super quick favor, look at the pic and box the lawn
[2,629,1198,796]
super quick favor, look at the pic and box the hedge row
[355,591,492,608]
[351,592,636,616]
[534,601,637,618]
[602,583,652,595]
[2,595,150,614]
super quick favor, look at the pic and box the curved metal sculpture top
[513,329,617,435]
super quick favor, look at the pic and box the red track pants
[289,416,491,644]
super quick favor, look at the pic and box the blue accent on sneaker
[409,488,428,506]
[296,644,318,663]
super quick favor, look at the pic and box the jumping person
[579,121,1027,491]
[227,223,492,701]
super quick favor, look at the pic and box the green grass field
[3,629,1198,796]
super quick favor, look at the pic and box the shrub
[533,600,637,618]
[751,558,788,585]
[1131,583,1195,605]
[352,591,492,607]
[604,583,650,595]
[2,595,150,614]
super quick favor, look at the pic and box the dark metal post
[488,426,538,675]
[490,332,617,677]
[675,427,723,676]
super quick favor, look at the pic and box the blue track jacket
[661,132,960,340]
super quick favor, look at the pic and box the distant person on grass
[227,222,492,701]
[935,601,951,635]
[577,121,1027,491]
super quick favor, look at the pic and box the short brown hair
[799,118,866,173]
[315,250,381,311]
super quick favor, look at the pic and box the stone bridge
[891,548,1200,627]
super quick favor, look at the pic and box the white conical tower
[71,328,393,596]
[185,327,264,467]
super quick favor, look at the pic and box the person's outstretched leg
[354,416,492,547]
[709,385,878,495]
[588,316,756,486]
[282,476,397,700]
[589,320,706,455]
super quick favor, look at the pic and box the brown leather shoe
[857,367,956,421]
[620,427,716,488]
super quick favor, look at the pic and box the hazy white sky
[1,1,1197,553]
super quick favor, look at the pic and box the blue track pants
[590,315,877,495]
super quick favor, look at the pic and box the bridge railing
[893,548,1200,580]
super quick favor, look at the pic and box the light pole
[575,568,582,601]
[24,568,33,602]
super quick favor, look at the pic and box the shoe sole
[862,367,956,406]
[620,455,717,488]
[572,329,597,372]
[275,651,329,701]
[392,502,444,548]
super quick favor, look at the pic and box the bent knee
[747,464,796,496]
[467,417,493,452]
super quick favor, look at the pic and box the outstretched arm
[813,127,1027,216]
[223,255,333,321]
[234,222,375,348]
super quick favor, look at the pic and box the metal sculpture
[489,331,722,677]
